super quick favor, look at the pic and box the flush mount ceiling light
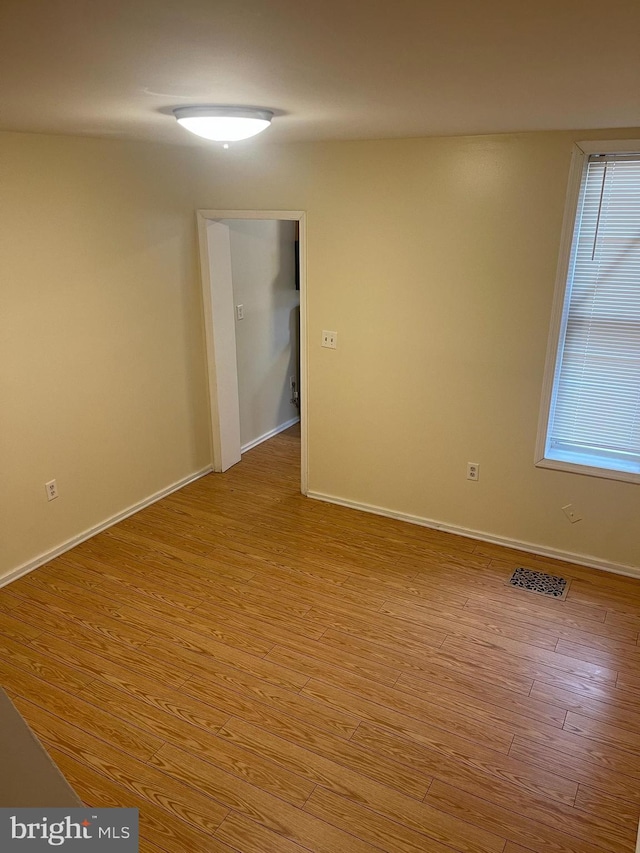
[173,106,273,143]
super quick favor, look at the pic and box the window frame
[535,139,640,485]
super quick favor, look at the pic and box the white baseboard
[307,490,640,580]
[0,465,213,589]
[241,417,300,453]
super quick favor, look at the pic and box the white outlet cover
[562,503,582,523]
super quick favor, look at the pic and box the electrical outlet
[236,304,244,320]
[321,330,337,349]
[45,479,59,501]
[562,503,582,523]
[467,462,480,481]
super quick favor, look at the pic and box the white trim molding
[307,490,640,580]
[576,139,640,154]
[241,417,300,454]
[196,209,308,495]
[0,466,212,590]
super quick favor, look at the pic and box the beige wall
[1,127,639,583]
[0,132,213,578]
[222,219,299,449]
[304,133,640,573]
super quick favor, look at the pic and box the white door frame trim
[197,209,308,495]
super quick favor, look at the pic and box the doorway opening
[197,210,307,494]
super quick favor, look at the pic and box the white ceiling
[1,0,639,147]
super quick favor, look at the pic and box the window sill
[535,456,640,485]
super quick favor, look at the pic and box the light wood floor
[1,426,640,853]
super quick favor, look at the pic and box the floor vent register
[508,567,569,599]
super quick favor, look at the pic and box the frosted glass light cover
[174,107,273,142]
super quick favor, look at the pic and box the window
[537,141,640,483]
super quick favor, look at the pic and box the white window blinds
[546,152,640,475]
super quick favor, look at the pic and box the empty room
[1,1,639,852]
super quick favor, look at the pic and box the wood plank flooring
[1,425,639,853]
